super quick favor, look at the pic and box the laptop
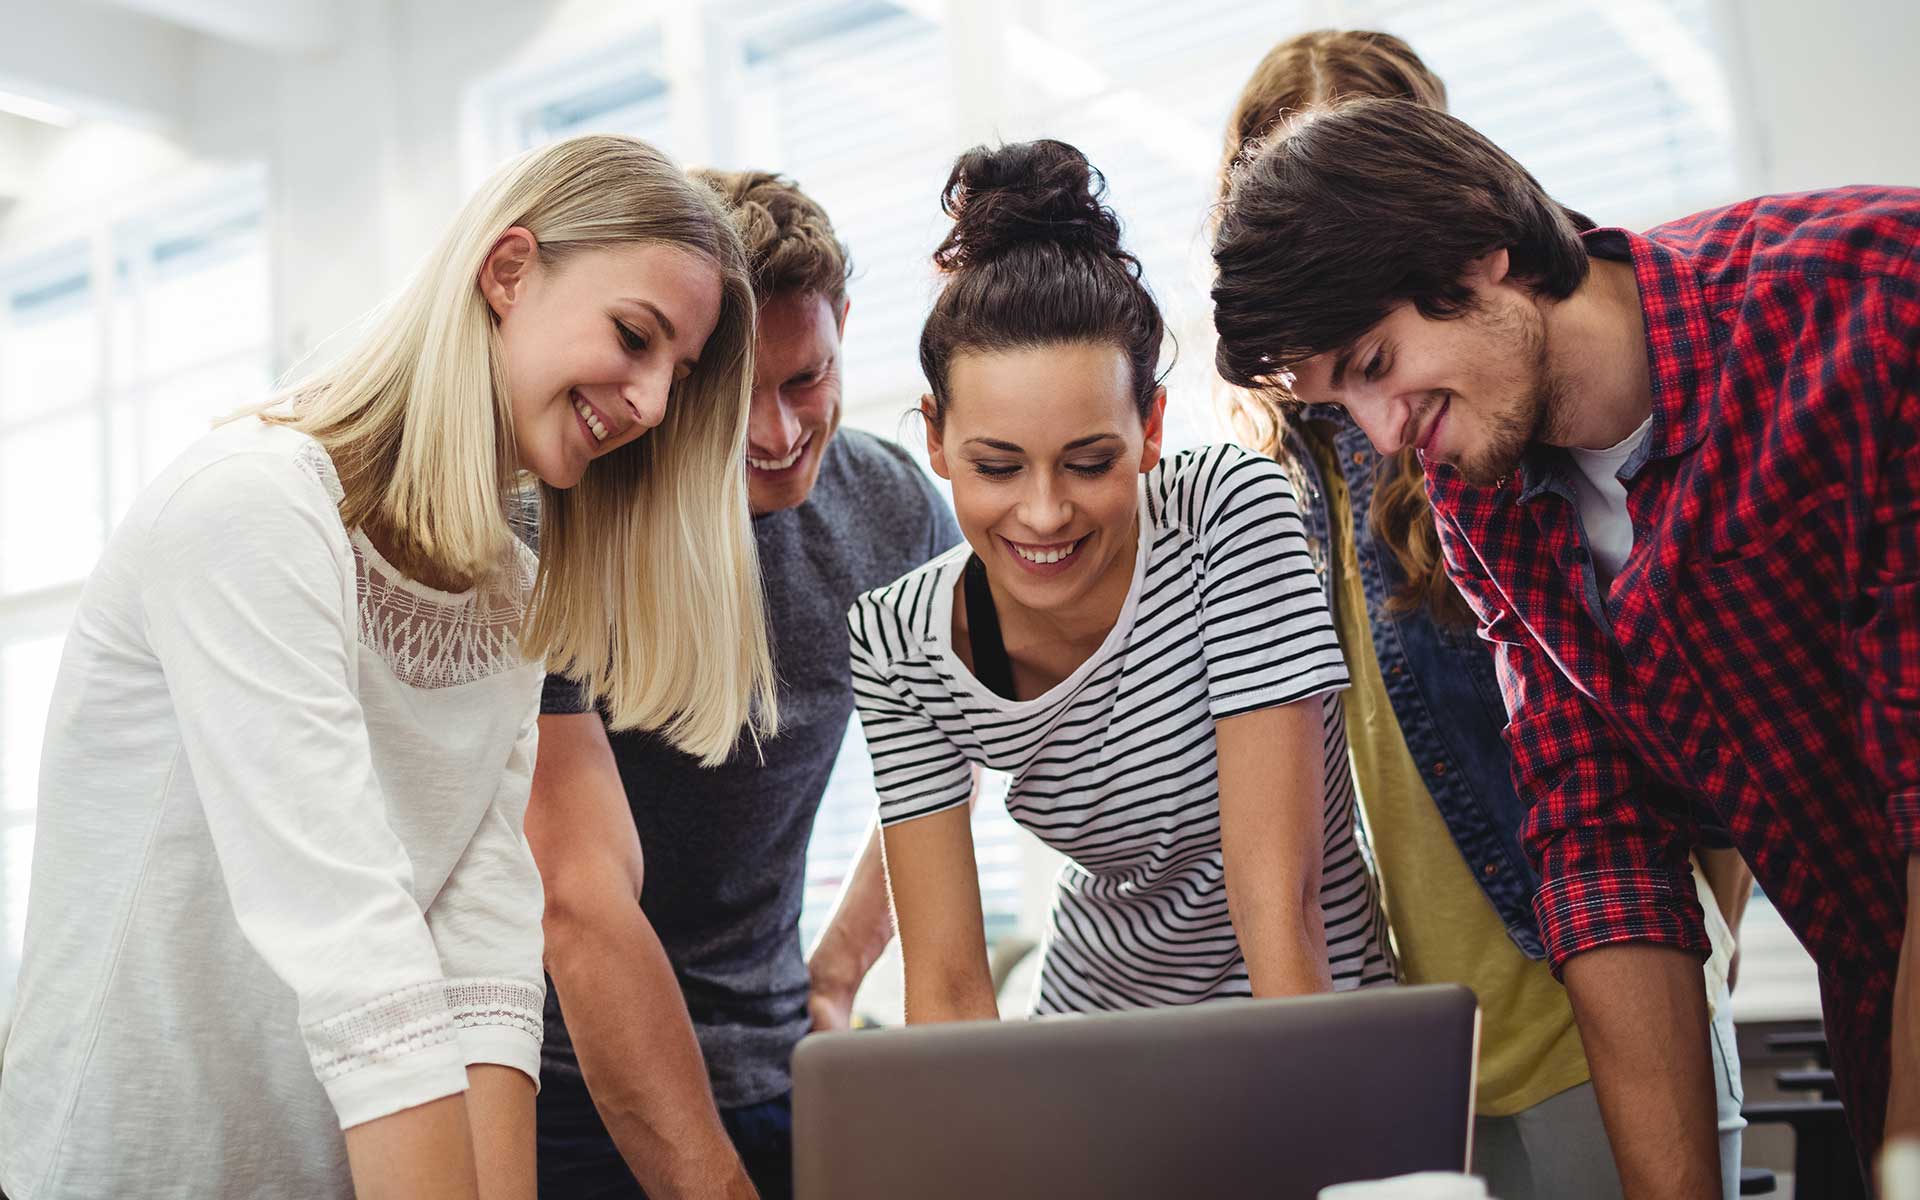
[793,983,1479,1200]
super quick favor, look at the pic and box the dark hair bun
[933,139,1132,273]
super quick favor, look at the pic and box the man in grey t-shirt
[530,171,960,1200]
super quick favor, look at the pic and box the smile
[1418,395,1450,455]
[748,435,809,472]
[573,391,611,444]
[1005,534,1087,566]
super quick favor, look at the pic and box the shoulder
[1146,443,1303,544]
[1650,187,1920,289]
[821,428,942,507]
[142,419,344,538]
[846,544,967,663]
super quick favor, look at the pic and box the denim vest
[1285,408,1546,960]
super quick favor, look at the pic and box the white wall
[1729,0,1920,192]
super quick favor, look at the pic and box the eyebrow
[623,298,677,342]
[1329,344,1357,390]
[963,433,1121,453]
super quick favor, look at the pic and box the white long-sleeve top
[0,418,547,1199]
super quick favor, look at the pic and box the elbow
[539,863,640,979]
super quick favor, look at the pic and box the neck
[1541,256,1652,450]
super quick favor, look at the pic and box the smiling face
[927,341,1163,618]
[482,231,725,490]
[745,289,847,515]
[1285,249,1559,486]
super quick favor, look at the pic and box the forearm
[807,820,894,1002]
[1698,846,1753,936]
[344,1093,480,1200]
[545,907,748,1198]
[902,959,1000,1024]
[1563,943,1720,1198]
[1887,856,1920,1141]
[465,1065,535,1200]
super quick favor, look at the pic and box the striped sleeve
[847,588,973,827]
[1193,448,1349,720]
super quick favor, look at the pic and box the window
[0,168,271,1006]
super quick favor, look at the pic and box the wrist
[809,932,869,998]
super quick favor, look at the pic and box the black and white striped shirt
[849,445,1394,1012]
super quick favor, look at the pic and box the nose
[1015,474,1073,537]
[748,388,802,453]
[1344,385,1416,456]
[622,366,672,433]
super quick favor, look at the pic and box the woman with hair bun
[848,139,1392,1023]
[1,134,775,1200]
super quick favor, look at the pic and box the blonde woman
[0,135,774,1200]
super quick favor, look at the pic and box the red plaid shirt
[1430,188,1920,1148]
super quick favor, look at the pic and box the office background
[0,0,1913,1047]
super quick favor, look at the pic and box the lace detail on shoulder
[446,978,544,1044]
[289,436,346,507]
[302,979,457,1082]
[353,533,536,690]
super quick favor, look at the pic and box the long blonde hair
[263,134,775,763]
[1218,30,1474,627]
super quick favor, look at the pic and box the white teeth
[1013,537,1083,565]
[748,440,806,471]
[574,398,608,442]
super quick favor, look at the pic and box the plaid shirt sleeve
[1433,504,1709,974]
[1855,292,1920,848]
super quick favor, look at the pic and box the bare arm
[806,818,893,1032]
[1698,846,1754,989]
[1563,944,1720,1199]
[1215,698,1333,997]
[882,789,998,1024]
[527,712,755,1200]
[466,1065,536,1200]
[344,1095,480,1200]
[1697,848,1753,933]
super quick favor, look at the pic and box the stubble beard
[1455,303,1564,488]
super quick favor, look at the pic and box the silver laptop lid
[794,984,1480,1200]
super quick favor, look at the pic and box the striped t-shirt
[848,444,1394,1013]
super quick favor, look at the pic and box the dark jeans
[537,1061,793,1200]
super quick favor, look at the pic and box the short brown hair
[691,168,850,306]
[1220,30,1446,197]
[1212,97,1590,391]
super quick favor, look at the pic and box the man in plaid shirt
[1212,98,1918,1196]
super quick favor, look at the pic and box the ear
[1463,247,1512,290]
[835,297,851,337]
[920,394,951,481]
[1138,386,1169,474]
[479,226,540,319]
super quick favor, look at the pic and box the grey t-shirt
[539,428,960,1109]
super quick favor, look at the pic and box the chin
[522,444,588,491]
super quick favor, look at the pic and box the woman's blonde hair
[1218,30,1475,627]
[261,134,775,763]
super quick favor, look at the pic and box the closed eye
[616,321,648,354]
[1066,458,1115,478]
[1364,348,1389,381]
[971,461,1020,479]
